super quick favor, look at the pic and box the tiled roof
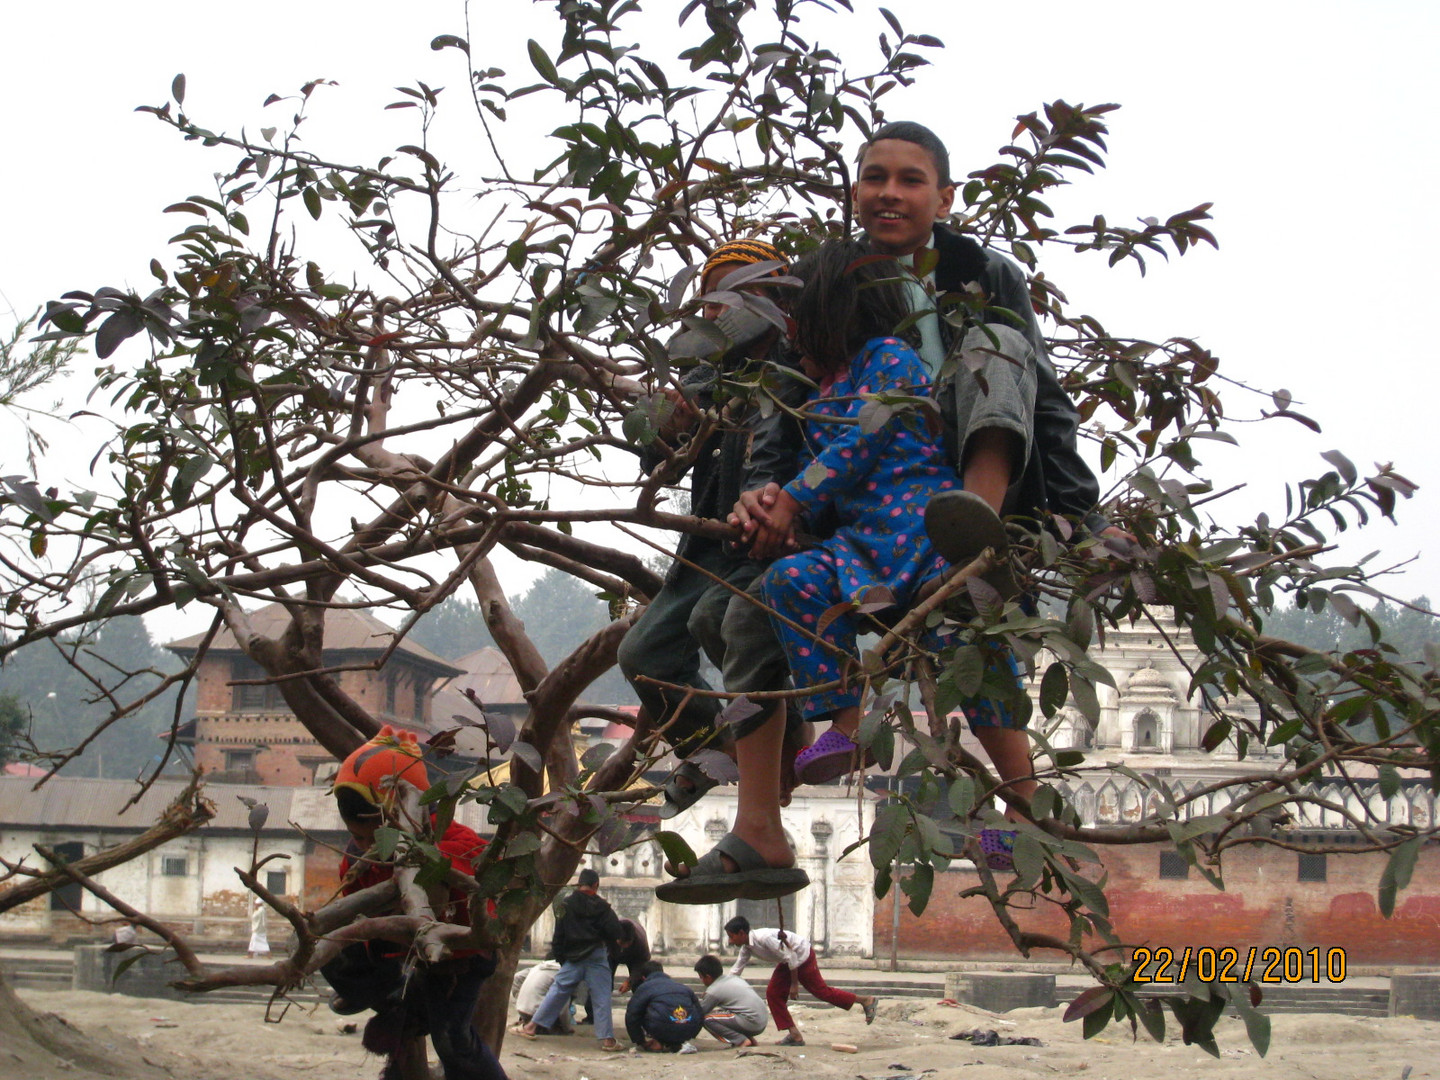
[0,775,344,833]
[164,602,463,678]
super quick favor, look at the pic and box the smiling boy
[728,121,1118,868]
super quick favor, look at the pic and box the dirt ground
[11,987,1440,1080]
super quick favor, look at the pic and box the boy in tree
[725,122,1127,872]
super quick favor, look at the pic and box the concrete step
[1055,984,1392,1019]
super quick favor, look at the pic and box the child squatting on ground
[323,725,507,1080]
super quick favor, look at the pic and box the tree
[0,693,24,769]
[410,595,496,661]
[0,0,1433,1067]
[512,568,638,705]
[0,616,189,778]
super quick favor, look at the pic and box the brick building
[165,604,464,786]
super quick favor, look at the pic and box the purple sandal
[978,828,1016,871]
[793,729,875,786]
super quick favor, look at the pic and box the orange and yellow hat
[332,724,431,809]
[701,238,787,288]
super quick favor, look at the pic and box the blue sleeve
[782,339,929,515]
[626,984,648,1044]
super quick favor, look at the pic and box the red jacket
[340,818,488,927]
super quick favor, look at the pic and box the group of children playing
[316,117,1115,1078]
[511,905,878,1053]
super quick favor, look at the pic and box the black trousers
[322,945,507,1080]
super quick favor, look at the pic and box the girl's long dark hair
[790,238,914,375]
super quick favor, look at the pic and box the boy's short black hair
[861,120,952,186]
[637,960,665,983]
[577,867,601,888]
[724,915,750,936]
[791,239,914,373]
[334,785,383,824]
[694,954,724,979]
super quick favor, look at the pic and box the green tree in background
[0,693,26,768]
[409,595,496,661]
[0,616,190,778]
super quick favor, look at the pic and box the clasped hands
[729,481,803,560]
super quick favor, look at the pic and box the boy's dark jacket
[929,223,1107,534]
[549,888,623,963]
[642,329,806,564]
[625,970,702,1046]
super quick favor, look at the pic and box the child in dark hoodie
[626,961,704,1052]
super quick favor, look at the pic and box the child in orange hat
[322,725,507,1080]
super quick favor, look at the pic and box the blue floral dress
[761,336,955,719]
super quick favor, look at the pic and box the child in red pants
[723,915,879,1045]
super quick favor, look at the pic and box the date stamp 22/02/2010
[1130,946,1348,984]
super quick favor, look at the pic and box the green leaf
[1059,866,1110,918]
[580,741,614,769]
[947,776,975,818]
[477,859,513,896]
[372,826,401,861]
[869,804,908,870]
[948,645,985,698]
[1321,449,1357,485]
[1232,991,1271,1058]
[1039,661,1069,719]
[1011,832,1046,888]
[172,73,186,105]
[1377,764,1400,800]
[503,832,541,858]
[1064,985,1113,1024]
[171,454,212,506]
[1133,995,1166,1043]
[527,39,561,85]
[654,830,697,870]
[1200,717,1232,752]
[871,724,895,770]
[1378,836,1423,918]
[904,862,934,915]
[1066,598,1094,649]
[112,948,151,985]
[1069,674,1101,726]
[303,186,322,220]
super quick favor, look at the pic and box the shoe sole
[794,750,874,786]
[923,491,1019,601]
[655,867,810,905]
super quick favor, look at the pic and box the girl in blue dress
[754,239,957,781]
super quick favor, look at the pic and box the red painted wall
[876,841,1440,968]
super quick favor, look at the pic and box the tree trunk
[0,962,154,1078]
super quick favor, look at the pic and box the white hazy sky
[2,1,1437,639]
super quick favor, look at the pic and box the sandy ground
[12,987,1440,1080]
